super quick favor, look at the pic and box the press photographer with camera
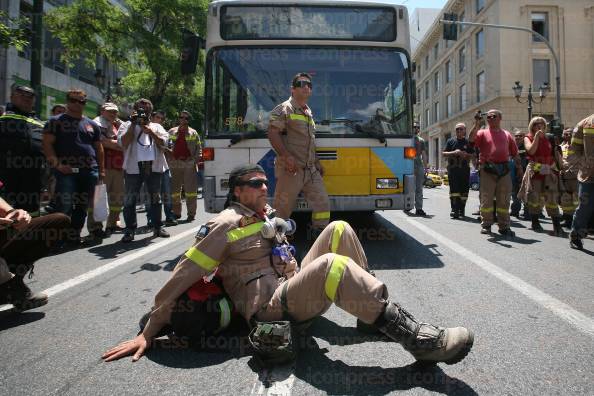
[118,98,170,242]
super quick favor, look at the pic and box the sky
[388,0,449,14]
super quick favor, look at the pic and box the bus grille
[316,150,337,160]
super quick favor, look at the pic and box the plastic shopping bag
[93,183,109,222]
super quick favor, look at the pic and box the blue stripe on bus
[371,147,413,177]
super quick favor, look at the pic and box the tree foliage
[0,11,29,50]
[45,0,208,124]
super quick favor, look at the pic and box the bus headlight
[376,178,398,189]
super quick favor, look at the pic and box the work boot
[153,227,170,238]
[375,302,474,365]
[0,276,48,312]
[562,214,573,229]
[569,236,583,250]
[551,217,564,237]
[121,231,135,243]
[530,215,543,232]
[415,209,427,216]
[480,225,491,234]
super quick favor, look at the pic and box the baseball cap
[101,102,119,112]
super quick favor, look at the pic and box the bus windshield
[206,47,412,138]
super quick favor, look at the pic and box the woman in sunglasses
[103,163,473,366]
[520,116,563,236]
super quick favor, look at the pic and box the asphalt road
[1,187,593,395]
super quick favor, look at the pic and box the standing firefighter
[267,73,330,232]
[102,164,474,365]
[560,128,579,228]
[443,122,474,219]
[567,114,594,250]
[469,109,523,236]
[168,111,201,222]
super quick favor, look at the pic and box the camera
[474,109,487,120]
[131,109,150,126]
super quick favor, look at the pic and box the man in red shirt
[469,109,523,236]
[168,111,201,222]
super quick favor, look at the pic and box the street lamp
[94,69,112,102]
[513,80,550,123]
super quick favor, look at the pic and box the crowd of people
[0,84,203,310]
[439,108,594,249]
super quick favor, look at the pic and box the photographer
[118,99,170,242]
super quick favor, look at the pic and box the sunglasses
[456,128,465,131]
[486,115,498,120]
[68,97,87,105]
[179,116,190,120]
[237,179,268,188]
[293,80,312,89]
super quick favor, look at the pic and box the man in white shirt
[118,98,170,242]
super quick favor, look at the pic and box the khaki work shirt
[269,97,318,168]
[567,114,594,183]
[168,126,202,161]
[143,202,297,339]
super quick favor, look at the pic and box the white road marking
[395,212,594,337]
[0,228,198,312]
[250,363,297,396]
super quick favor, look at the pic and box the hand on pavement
[102,334,151,362]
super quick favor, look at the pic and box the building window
[446,94,452,117]
[433,43,439,61]
[425,55,429,70]
[459,83,467,111]
[445,60,452,83]
[476,0,485,14]
[458,46,466,73]
[425,108,430,127]
[434,102,440,123]
[417,89,421,105]
[531,12,549,42]
[434,72,440,92]
[425,81,430,100]
[417,63,421,78]
[459,12,466,32]
[476,29,484,58]
[476,71,485,102]
[533,59,550,89]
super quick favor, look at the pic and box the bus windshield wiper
[227,129,266,147]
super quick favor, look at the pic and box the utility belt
[530,161,558,176]
[481,162,510,178]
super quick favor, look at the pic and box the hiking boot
[569,236,583,250]
[121,231,135,243]
[498,228,515,237]
[415,209,427,216]
[551,217,565,237]
[530,215,543,232]
[153,227,170,238]
[375,302,473,364]
[480,225,491,234]
[0,276,48,312]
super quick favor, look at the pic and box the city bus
[202,0,417,214]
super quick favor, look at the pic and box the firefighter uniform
[139,199,473,364]
[168,126,201,219]
[560,140,579,225]
[444,136,473,217]
[568,114,594,248]
[0,103,45,216]
[269,98,330,229]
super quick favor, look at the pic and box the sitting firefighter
[102,164,474,365]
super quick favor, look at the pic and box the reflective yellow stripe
[226,222,264,242]
[331,221,346,253]
[450,193,461,197]
[564,150,575,155]
[496,208,508,214]
[480,207,493,212]
[184,247,219,271]
[186,192,198,197]
[572,138,583,145]
[325,255,348,302]
[545,204,559,209]
[527,202,541,207]
[171,192,182,197]
[583,128,594,136]
[218,298,232,331]
[560,205,577,211]
[109,206,121,212]
[0,114,44,127]
[288,113,315,125]
[312,211,330,221]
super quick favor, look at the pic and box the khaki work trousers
[170,159,198,217]
[256,221,387,325]
[560,178,579,216]
[273,163,330,229]
[87,168,124,231]
[479,170,512,229]
[527,176,560,217]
